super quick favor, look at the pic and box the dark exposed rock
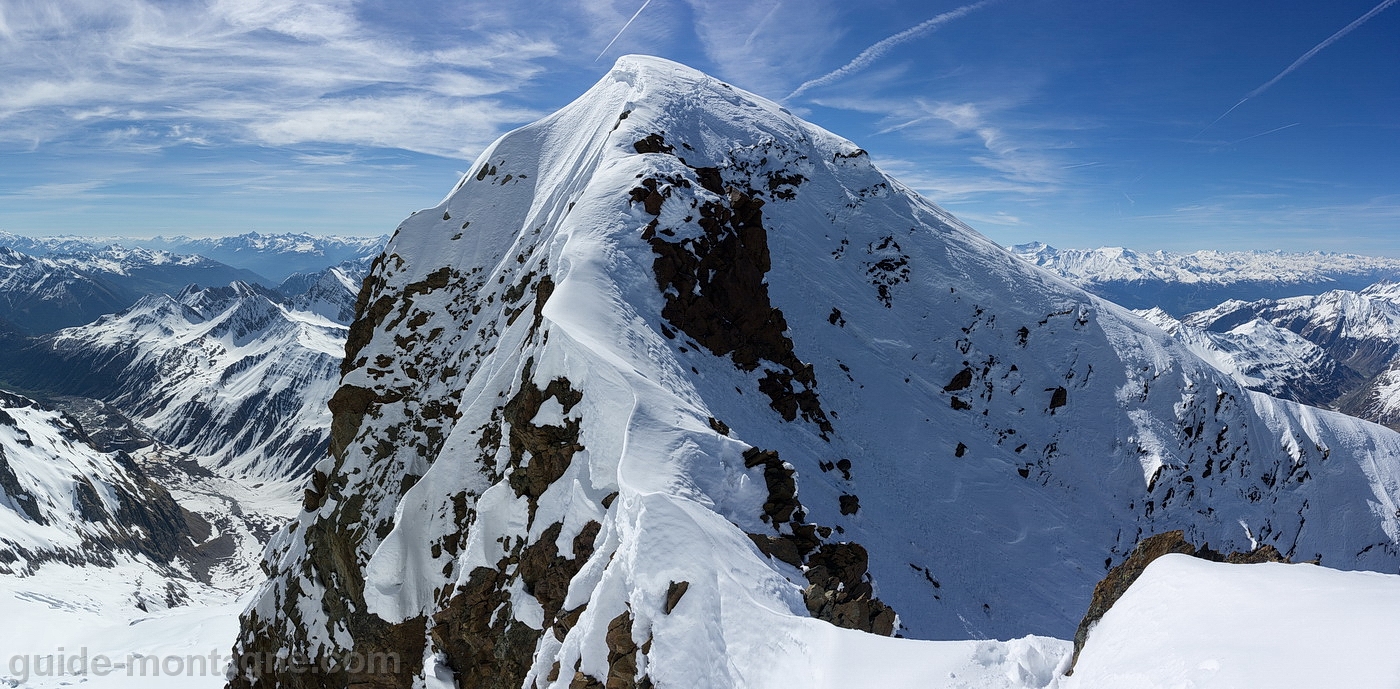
[838,494,860,515]
[741,446,896,636]
[636,165,833,436]
[604,611,641,689]
[502,360,585,523]
[632,133,674,155]
[944,368,974,392]
[0,446,44,525]
[519,520,602,623]
[743,448,798,525]
[664,580,690,614]
[803,542,897,636]
[430,567,536,689]
[1049,386,1068,410]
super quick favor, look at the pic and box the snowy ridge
[231,56,1400,688]
[1012,243,1400,314]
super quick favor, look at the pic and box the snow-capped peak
[230,56,1400,689]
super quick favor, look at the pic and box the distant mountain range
[1143,282,1400,433]
[1012,243,1400,315]
[0,231,386,283]
[0,245,265,333]
[0,259,367,481]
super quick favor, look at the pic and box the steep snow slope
[1012,243,1400,314]
[0,389,191,577]
[0,246,265,333]
[232,56,1400,688]
[1065,554,1400,688]
[1,282,348,480]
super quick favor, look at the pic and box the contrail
[1245,0,1397,99]
[1200,0,1397,133]
[1229,122,1301,145]
[784,0,997,101]
[596,0,655,62]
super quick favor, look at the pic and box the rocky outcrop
[632,134,832,437]
[741,447,896,636]
[1066,530,1291,674]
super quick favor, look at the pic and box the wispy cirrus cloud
[825,95,1075,201]
[784,0,997,101]
[683,0,844,97]
[0,0,558,157]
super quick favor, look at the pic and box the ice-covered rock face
[231,56,1400,688]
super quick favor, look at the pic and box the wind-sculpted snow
[232,56,1400,688]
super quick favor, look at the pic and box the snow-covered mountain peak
[0,389,193,577]
[232,56,1400,688]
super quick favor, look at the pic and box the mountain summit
[231,56,1400,688]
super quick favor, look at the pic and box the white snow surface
[238,56,1400,687]
[1065,554,1400,688]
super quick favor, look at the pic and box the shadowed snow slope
[231,56,1400,688]
[1066,554,1400,688]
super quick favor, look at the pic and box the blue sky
[0,0,1396,253]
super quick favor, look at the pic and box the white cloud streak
[1245,0,1397,100]
[596,0,654,61]
[1203,0,1397,132]
[684,0,842,97]
[784,0,996,101]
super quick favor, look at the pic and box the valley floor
[0,448,300,688]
